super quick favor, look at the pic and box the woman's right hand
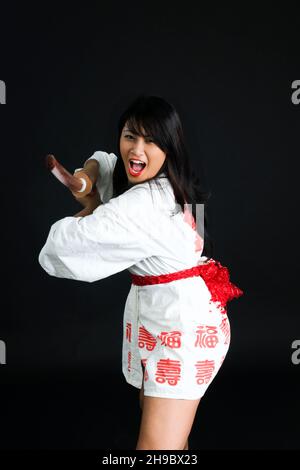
[71,158,101,208]
[71,170,102,208]
[73,187,102,211]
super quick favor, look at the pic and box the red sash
[130,258,244,312]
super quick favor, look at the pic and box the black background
[0,3,299,451]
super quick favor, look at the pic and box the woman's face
[119,122,167,183]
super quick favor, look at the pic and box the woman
[39,94,243,450]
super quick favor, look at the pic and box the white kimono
[39,151,231,400]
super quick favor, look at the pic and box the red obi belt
[130,258,244,312]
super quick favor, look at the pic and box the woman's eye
[125,134,154,143]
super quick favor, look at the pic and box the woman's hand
[71,159,101,217]
[72,186,102,209]
[73,204,99,217]
[73,189,102,217]
[72,170,102,214]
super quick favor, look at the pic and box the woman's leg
[183,438,189,450]
[138,362,195,450]
[136,395,200,450]
[140,385,189,450]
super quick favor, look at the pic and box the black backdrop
[0,3,299,452]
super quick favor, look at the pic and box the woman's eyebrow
[123,128,151,137]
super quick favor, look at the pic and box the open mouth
[128,159,147,176]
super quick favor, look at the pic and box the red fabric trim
[130,258,244,310]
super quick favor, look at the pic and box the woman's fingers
[71,182,101,209]
[72,171,93,198]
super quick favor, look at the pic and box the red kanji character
[138,325,157,351]
[195,360,215,385]
[194,325,219,348]
[128,351,132,372]
[220,318,230,344]
[126,322,132,343]
[158,331,182,348]
[155,358,181,386]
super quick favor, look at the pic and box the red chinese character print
[158,331,182,348]
[220,318,230,344]
[195,360,215,385]
[194,325,219,348]
[128,351,132,372]
[183,205,203,254]
[155,358,181,386]
[141,358,149,381]
[126,322,132,343]
[138,325,157,351]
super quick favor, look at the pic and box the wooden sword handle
[45,154,94,198]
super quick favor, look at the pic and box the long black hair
[112,94,214,259]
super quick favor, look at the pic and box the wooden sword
[45,154,96,198]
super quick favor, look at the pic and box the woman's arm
[82,158,99,186]
[73,189,102,217]
[72,159,102,212]
[73,206,97,218]
[38,186,157,283]
[83,151,117,204]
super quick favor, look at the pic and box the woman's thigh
[136,395,200,450]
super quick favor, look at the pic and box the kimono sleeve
[38,186,157,283]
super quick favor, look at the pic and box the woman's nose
[130,138,145,156]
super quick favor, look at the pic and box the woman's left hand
[71,169,102,217]
[72,187,102,217]
[71,169,101,205]
[72,186,101,206]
